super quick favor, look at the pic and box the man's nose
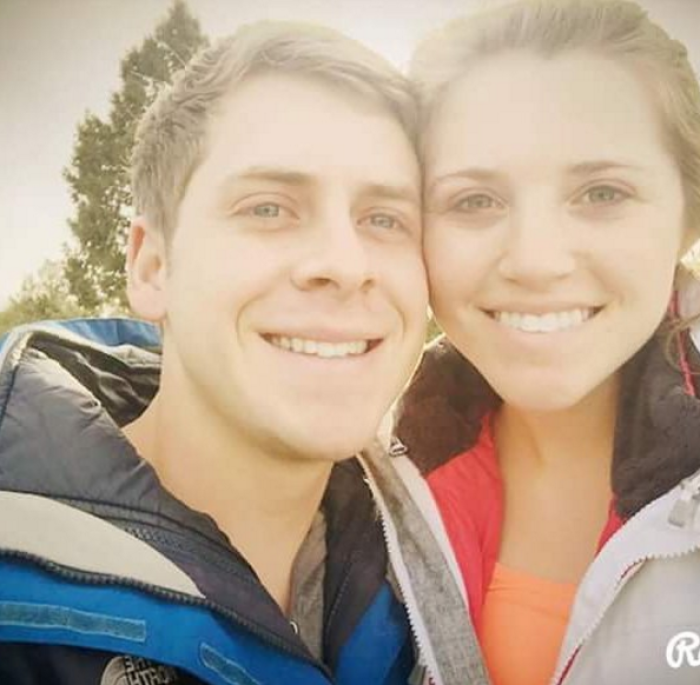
[291,215,375,296]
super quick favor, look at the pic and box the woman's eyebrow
[427,160,647,194]
[565,160,644,176]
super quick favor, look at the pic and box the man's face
[150,72,427,462]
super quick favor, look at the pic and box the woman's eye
[580,185,628,205]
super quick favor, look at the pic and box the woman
[392,1,700,684]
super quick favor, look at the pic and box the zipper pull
[669,472,700,528]
[389,437,408,458]
[408,661,428,685]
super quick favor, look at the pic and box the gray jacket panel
[554,475,700,685]
[563,552,700,684]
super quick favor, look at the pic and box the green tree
[63,0,208,312]
[427,315,442,342]
[0,263,85,336]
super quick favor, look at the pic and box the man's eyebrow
[427,168,505,194]
[220,168,419,204]
[220,166,315,190]
[364,182,420,206]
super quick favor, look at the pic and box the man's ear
[126,216,168,322]
[680,223,699,260]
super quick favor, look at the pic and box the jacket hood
[395,324,700,519]
[0,326,214,538]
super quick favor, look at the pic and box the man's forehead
[190,72,420,201]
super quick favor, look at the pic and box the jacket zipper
[550,561,643,685]
[551,473,700,685]
[669,471,700,528]
[357,457,437,685]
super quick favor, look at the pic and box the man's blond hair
[131,21,418,239]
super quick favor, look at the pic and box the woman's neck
[495,374,620,474]
[494,374,621,582]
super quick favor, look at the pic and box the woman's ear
[126,216,168,322]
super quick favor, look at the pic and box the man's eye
[233,200,296,229]
[454,193,501,211]
[580,185,628,205]
[250,203,282,218]
[367,213,401,230]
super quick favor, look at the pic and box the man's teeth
[270,336,369,357]
[494,309,593,333]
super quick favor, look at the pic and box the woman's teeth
[493,308,594,333]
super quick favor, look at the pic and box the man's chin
[285,429,379,464]
[273,402,382,451]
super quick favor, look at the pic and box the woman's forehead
[422,50,674,176]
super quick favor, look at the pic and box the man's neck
[122,388,333,613]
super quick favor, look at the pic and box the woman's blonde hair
[132,21,418,239]
[412,0,700,332]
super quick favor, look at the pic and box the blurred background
[1,0,699,333]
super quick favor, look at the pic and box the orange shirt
[480,563,577,685]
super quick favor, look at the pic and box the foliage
[62,0,208,312]
[427,315,442,342]
[0,263,85,335]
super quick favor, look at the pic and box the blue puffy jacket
[0,319,417,685]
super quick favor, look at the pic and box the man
[0,21,478,685]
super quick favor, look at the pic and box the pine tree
[63,0,208,311]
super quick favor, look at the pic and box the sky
[1,0,699,309]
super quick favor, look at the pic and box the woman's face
[424,50,688,412]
